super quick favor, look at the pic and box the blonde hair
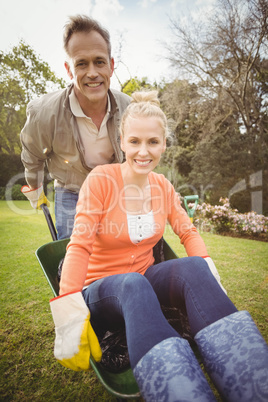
[120,91,169,138]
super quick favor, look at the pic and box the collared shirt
[69,89,114,168]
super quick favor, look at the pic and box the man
[21,15,130,239]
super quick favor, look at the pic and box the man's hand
[21,185,50,209]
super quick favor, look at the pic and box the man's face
[65,30,114,107]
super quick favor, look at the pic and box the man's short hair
[63,15,112,59]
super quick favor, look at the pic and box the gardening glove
[21,184,50,209]
[204,257,227,294]
[49,291,102,371]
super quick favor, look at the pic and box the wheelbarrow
[184,195,199,223]
[35,204,180,401]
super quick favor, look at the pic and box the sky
[0,0,215,90]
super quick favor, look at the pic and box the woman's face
[120,116,166,176]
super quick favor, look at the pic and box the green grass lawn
[1,201,267,401]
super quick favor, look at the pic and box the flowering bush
[193,198,268,240]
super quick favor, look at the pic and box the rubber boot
[133,336,216,401]
[195,310,268,401]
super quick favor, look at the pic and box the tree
[160,80,203,177]
[121,77,156,96]
[0,40,65,154]
[189,96,249,203]
[162,0,268,210]
[166,0,267,173]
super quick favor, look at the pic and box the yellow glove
[21,184,50,209]
[49,291,102,371]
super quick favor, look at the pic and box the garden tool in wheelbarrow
[184,195,199,223]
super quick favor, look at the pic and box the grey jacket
[20,84,130,192]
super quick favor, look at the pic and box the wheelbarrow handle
[40,203,57,241]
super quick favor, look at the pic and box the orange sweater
[59,164,208,294]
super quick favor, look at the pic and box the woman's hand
[50,291,102,371]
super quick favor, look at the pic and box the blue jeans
[54,188,78,239]
[82,256,237,368]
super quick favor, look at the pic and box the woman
[50,91,268,401]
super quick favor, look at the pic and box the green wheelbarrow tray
[35,237,178,400]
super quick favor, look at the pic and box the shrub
[0,187,5,201]
[0,153,25,187]
[5,184,26,200]
[194,198,268,240]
